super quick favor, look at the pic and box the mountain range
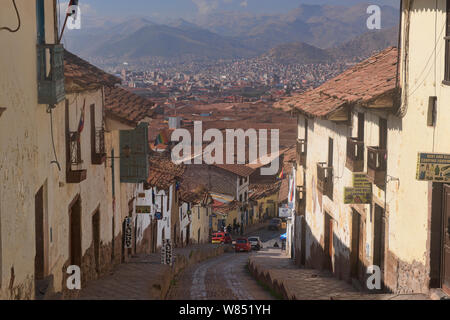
[63,3,399,64]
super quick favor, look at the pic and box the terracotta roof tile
[64,50,120,93]
[249,182,281,201]
[146,154,186,190]
[275,47,399,117]
[105,86,155,126]
[214,164,255,177]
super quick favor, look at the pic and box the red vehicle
[211,232,225,244]
[235,238,252,252]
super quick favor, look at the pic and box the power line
[0,0,21,33]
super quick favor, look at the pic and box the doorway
[186,224,190,246]
[351,209,364,282]
[323,212,333,272]
[69,196,82,267]
[443,184,450,294]
[92,210,100,274]
[430,183,450,294]
[35,185,47,281]
[373,204,386,291]
[300,216,306,265]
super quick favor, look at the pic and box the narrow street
[167,228,283,300]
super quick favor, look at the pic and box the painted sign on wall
[344,174,372,204]
[135,205,151,214]
[416,152,450,183]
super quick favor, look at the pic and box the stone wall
[385,250,429,294]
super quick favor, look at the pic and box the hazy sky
[72,0,399,20]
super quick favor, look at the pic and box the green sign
[416,153,450,183]
[344,174,372,204]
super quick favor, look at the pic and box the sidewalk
[70,244,224,300]
[248,248,429,300]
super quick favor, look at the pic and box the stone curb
[153,245,226,300]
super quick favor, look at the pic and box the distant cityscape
[105,56,353,106]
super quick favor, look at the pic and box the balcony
[346,137,364,172]
[317,163,333,199]
[67,131,87,183]
[296,138,307,167]
[92,127,106,165]
[37,44,65,105]
[366,147,387,186]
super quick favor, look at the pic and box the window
[445,0,450,82]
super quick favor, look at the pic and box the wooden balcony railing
[346,137,364,172]
[296,138,307,167]
[317,162,333,199]
[366,146,387,186]
[92,127,106,165]
[67,131,87,183]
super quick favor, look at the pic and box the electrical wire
[47,105,62,171]
[0,0,21,33]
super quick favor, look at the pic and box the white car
[248,236,263,250]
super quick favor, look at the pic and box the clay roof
[274,47,399,117]
[64,50,120,93]
[146,154,186,190]
[213,200,240,215]
[105,86,155,127]
[249,182,281,201]
[214,164,255,177]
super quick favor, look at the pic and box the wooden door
[69,198,82,267]
[301,216,306,265]
[373,205,386,290]
[35,186,45,280]
[443,184,450,294]
[351,209,361,279]
[92,210,100,273]
[324,212,333,271]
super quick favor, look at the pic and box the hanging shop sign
[124,217,133,249]
[161,239,173,265]
[416,152,450,183]
[279,207,293,218]
[135,205,151,214]
[344,174,372,204]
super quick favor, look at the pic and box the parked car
[211,232,225,244]
[248,236,263,250]
[235,238,252,252]
[224,233,233,244]
[268,218,282,230]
